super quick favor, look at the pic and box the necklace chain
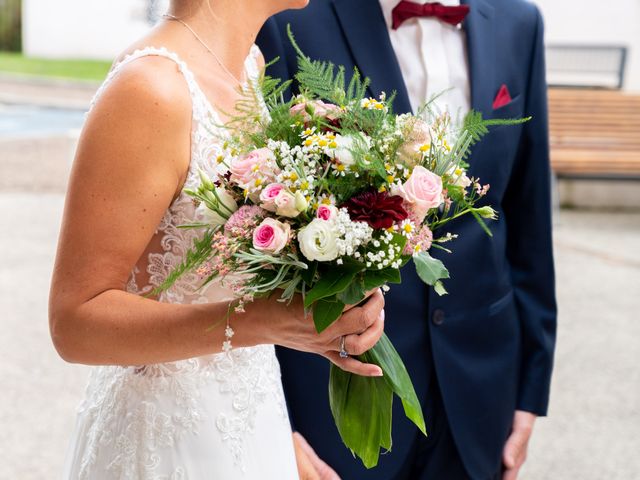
[163,14,244,86]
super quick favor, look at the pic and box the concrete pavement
[0,74,97,110]
[0,191,638,479]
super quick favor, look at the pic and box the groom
[257,0,556,478]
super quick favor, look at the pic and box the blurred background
[1,0,638,478]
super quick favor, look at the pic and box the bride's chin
[279,0,310,10]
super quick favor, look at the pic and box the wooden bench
[548,88,640,179]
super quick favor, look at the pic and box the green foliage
[368,334,426,435]
[288,25,369,106]
[463,110,531,145]
[469,208,494,237]
[337,276,367,305]
[362,268,402,291]
[329,364,393,469]
[312,297,346,332]
[303,263,363,308]
[328,332,427,469]
[413,251,450,296]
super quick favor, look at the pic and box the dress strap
[243,44,263,82]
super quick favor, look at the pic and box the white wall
[23,0,169,60]
[534,0,640,92]
[22,0,640,91]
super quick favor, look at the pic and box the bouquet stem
[328,333,426,468]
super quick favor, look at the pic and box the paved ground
[1,194,638,479]
[0,74,97,110]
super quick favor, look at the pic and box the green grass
[0,52,112,82]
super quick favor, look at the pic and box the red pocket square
[492,84,512,110]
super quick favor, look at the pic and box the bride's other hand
[293,432,340,480]
[250,289,385,377]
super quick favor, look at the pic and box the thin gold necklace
[163,13,244,86]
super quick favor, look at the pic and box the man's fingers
[502,411,536,480]
[293,432,341,480]
[293,433,321,480]
[502,465,520,480]
[503,429,528,469]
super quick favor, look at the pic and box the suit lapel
[463,0,496,117]
[331,0,413,114]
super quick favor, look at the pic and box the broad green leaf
[312,297,346,332]
[300,261,318,285]
[337,275,366,305]
[413,251,450,287]
[304,264,363,308]
[329,364,393,469]
[362,267,402,291]
[363,351,393,452]
[368,334,427,435]
[434,280,448,296]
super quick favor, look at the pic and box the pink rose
[252,218,291,254]
[316,204,338,221]
[259,183,286,212]
[290,100,341,122]
[230,148,277,189]
[391,166,443,223]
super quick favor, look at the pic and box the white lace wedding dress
[62,46,299,479]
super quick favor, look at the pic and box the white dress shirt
[379,0,471,122]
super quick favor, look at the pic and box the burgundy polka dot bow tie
[392,1,471,29]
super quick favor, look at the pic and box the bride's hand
[249,289,385,377]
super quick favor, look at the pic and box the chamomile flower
[399,219,416,238]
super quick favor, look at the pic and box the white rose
[275,190,302,218]
[196,188,238,226]
[331,134,370,167]
[298,218,340,262]
[331,135,356,166]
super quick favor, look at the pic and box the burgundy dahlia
[342,189,408,229]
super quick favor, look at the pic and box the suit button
[432,309,445,326]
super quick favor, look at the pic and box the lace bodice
[92,46,249,304]
[65,47,296,480]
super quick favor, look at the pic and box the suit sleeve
[502,7,557,417]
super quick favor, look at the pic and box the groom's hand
[293,432,341,480]
[502,411,537,480]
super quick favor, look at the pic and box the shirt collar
[379,0,463,29]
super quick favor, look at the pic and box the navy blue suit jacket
[257,1,557,478]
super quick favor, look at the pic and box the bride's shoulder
[82,50,193,172]
[91,50,192,123]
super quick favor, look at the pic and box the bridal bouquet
[156,29,526,468]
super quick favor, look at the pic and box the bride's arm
[49,58,384,374]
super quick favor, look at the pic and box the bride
[48,0,386,478]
